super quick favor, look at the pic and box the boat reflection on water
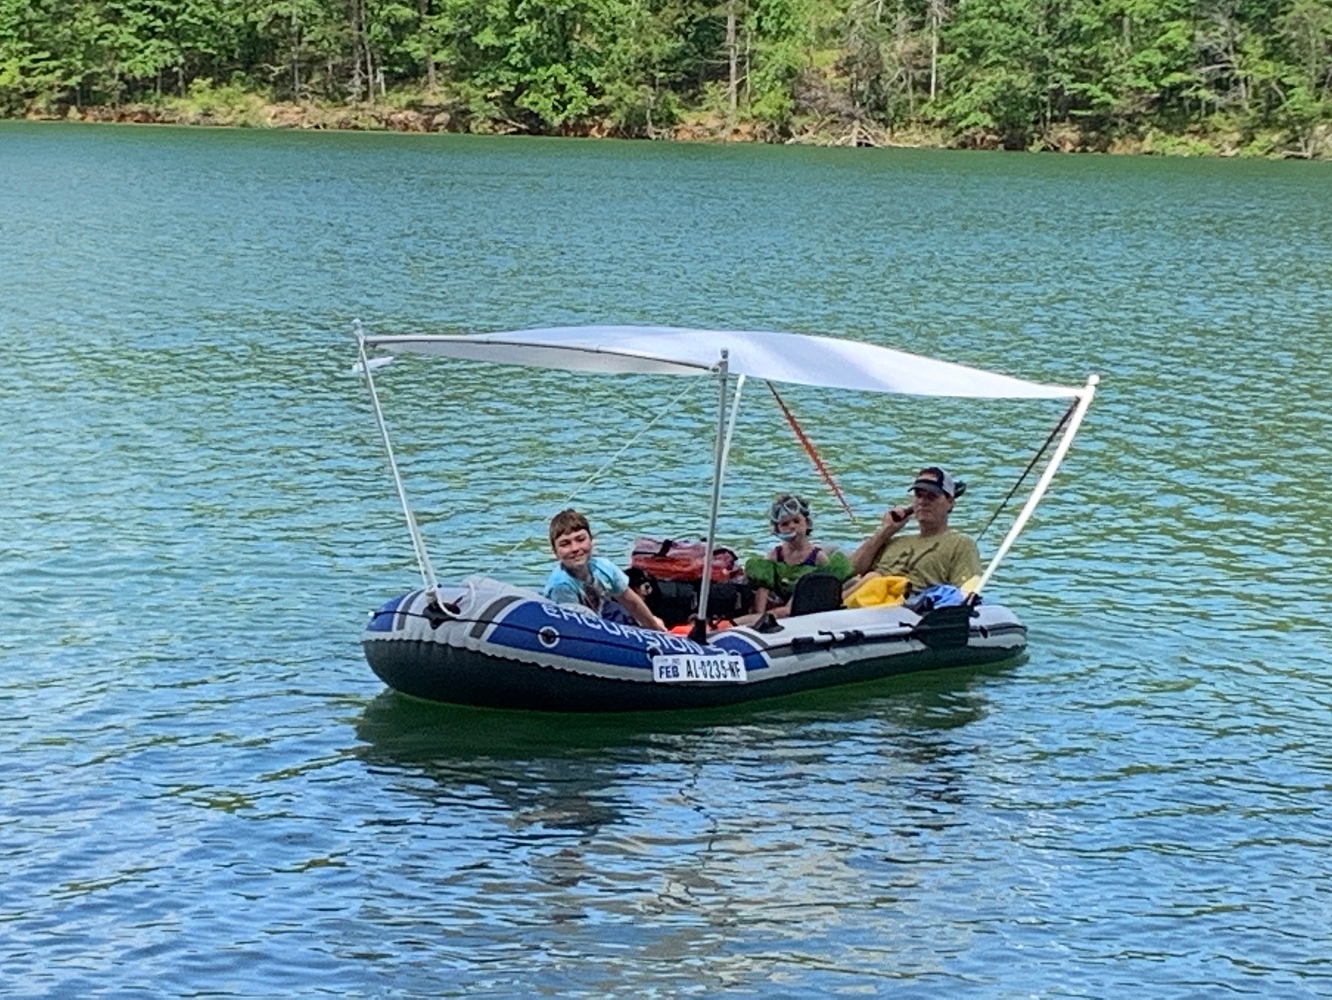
[348,659,1025,959]
[351,657,1022,836]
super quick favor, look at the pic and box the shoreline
[13,101,1331,160]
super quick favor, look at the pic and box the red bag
[631,536,741,584]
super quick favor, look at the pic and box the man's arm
[850,507,912,575]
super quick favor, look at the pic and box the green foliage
[0,0,1327,154]
[1049,0,1199,130]
[246,0,352,98]
[181,75,258,110]
[938,0,1044,142]
[1273,0,1332,148]
[594,0,692,130]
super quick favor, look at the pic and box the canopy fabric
[364,325,1083,400]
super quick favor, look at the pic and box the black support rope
[975,400,1079,544]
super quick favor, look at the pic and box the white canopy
[364,325,1083,400]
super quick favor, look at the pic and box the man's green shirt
[873,529,981,591]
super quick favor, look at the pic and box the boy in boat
[849,467,981,593]
[544,509,666,631]
[737,494,854,624]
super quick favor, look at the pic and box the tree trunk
[292,13,302,97]
[896,1,913,112]
[350,0,375,102]
[1230,29,1248,110]
[727,0,739,122]
[419,0,437,91]
[350,0,363,99]
[928,0,943,101]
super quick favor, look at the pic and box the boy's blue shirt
[543,555,629,611]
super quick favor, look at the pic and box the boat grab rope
[975,398,1078,544]
[370,602,937,655]
[371,603,717,656]
[765,381,857,524]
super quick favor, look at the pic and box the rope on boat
[765,381,857,524]
[975,398,1078,544]
[370,603,938,653]
[495,378,701,565]
[370,605,697,655]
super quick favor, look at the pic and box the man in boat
[544,509,666,631]
[849,467,981,594]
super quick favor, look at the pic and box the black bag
[643,576,753,627]
[648,578,697,627]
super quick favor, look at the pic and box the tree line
[2,0,1329,154]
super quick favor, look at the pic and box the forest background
[2,0,1330,157]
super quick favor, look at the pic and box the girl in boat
[739,494,854,623]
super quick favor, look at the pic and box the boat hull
[362,579,1027,712]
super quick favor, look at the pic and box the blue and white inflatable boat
[363,578,1029,711]
[352,322,1097,712]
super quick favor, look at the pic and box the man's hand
[883,505,914,529]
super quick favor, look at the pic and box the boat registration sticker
[652,653,747,683]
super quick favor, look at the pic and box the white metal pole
[355,321,439,592]
[691,352,731,643]
[975,374,1099,594]
[720,374,745,475]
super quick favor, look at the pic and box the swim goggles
[769,495,809,523]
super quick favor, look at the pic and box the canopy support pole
[355,321,439,593]
[720,374,745,484]
[690,352,731,644]
[975,374,1098,595]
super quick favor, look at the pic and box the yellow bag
[844,574,911,609]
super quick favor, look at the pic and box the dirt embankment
[29,101,1332,158]
[58,101,455,132]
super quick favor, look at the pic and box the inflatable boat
[351,323,1097,712]
[363,578,1028,712]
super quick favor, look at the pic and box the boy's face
[553,528,593,572]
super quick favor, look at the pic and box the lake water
[2,121,1330,997]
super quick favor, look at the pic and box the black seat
[910,603,974,649]
[788,573,844,617]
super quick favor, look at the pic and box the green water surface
[1,121,1330,997]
